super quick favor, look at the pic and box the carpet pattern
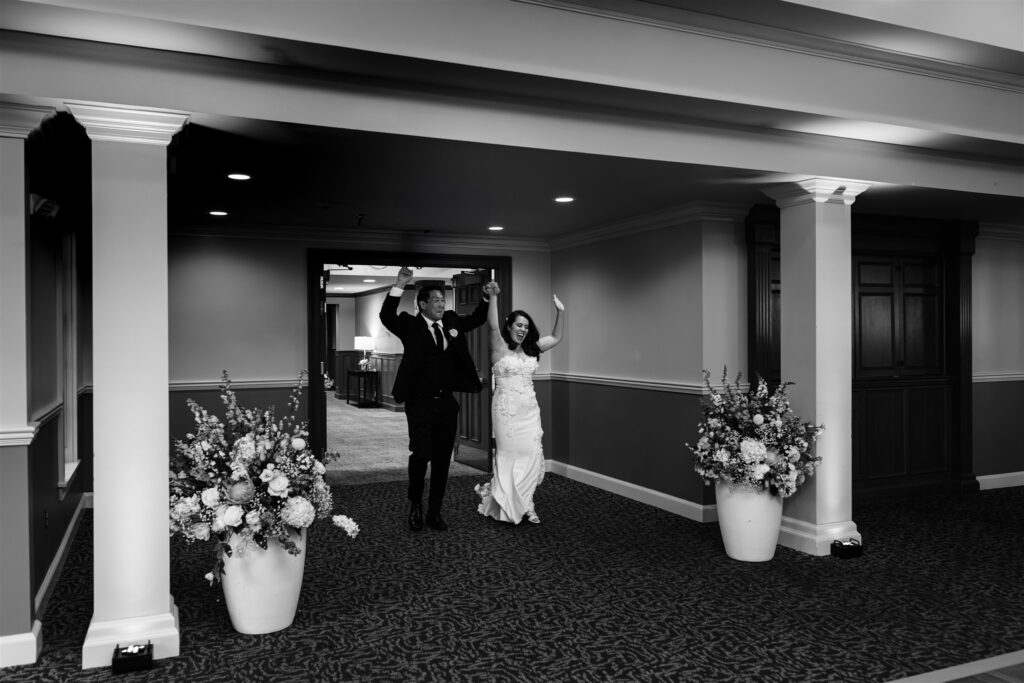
[324,394,484,485]
[5,479,1024,682]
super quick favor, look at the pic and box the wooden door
[452,270,492,470]
[852,252,952,496]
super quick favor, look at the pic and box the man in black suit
[379,267,499,531]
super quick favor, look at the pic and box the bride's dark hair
[502,310,540,357]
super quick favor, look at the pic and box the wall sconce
[354,336,374,370]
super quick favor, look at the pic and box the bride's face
[508,315,530,345]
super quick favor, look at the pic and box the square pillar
[67,103,188,669]
[763,178,869,555]
[0,101,55,669]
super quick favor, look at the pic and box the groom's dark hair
[416,284,445,306]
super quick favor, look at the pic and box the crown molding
[551,201,748,250]
[763,177,872,208]
[0,101,55,139]
[979,223,1024,242]
[169,222,552,253]
[521,0,1024,93]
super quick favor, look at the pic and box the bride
[475,292,564,524]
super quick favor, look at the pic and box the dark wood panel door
[853,250,951,497]
[453,270,491,466]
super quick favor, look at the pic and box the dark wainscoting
[28,407,86,597]
[974,379,1024,476]
[549,378,710,506]
[170,385,310,443]
[370,352,403,412]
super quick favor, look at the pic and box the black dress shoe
[425,512,448,531]
[408,501,424,531]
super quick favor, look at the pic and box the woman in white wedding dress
[475,292,564,524]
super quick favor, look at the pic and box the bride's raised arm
[537,295,564,353]
[487,289,506,366]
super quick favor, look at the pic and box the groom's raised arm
[379,267,413,335]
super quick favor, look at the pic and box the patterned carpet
[5,478,1024,682]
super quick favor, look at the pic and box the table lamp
[354,336,374,370]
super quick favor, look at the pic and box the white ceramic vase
[715,481,783,562]
[221,528,307,634]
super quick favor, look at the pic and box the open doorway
[306,250,512,485]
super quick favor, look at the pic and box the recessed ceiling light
[488,226,504,231]
[227,173,251,181]
[554,196,574,203]
[363,279,376,283]
[209,210,228,216]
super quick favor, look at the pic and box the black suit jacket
[379,293,489,404]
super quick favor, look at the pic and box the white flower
[204,572,215,585]
[226,480,255,504]
[449,329,459,339]
[739,438,767,463]
[315,461,327,475]
[750,463,770,481]
[245,509,261,528]
[220,505,244,528]
[281,496,316,528]
[753,414,764,426]
[200,487,220,508]
[267,474,291,498]
[714,448,731,464]
[191,523,211,541]
[259,465,276,483]
[290,437,306,451]
[332,514,360,538]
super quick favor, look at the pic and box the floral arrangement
[169,371,358,583]
[687,368,824,498]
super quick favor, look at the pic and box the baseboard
[35,492,91,614]
[0,620,41,668]
[779,516,861,557]
[82,597,179,669]
[977,471,1024,490]
[546,461,715,522]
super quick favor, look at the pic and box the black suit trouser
[404,394,460,512]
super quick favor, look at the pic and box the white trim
[973,372,1024,383]
[890,649,1024,683]
[548,460,860,556]
[170,378,308,392]
[65,103,188,146]
[82,599,180,669]
[548,372,705,394]
[977,472,1024,490]
[551,201,747,251]
[0,424,37,447]
[778,515,861,557]
[547,460,716,522]
[34,492,90,614]
[0,620,42,668]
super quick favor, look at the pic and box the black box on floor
[831,538,863,559]
[112,641,153,674]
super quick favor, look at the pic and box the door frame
[305,248,512,457]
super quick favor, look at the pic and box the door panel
[453,270,491,466]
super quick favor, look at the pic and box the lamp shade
[354,336,375,352]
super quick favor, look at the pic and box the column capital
[65,103,188,146]
[762,177,871,208]
[0,102,56,139]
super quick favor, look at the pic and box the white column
[763,178,870,556]
[67,104,188,669]
[0,101,54,669]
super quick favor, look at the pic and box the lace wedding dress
[475,351,544,524]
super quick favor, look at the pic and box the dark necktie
[432,322,444,350]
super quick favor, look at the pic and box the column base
[81,596,179,669]
[780,516,861,556]
[0,619,41,668]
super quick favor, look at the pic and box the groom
[379,267,499,532]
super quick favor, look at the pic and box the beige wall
[974,233,1024,377]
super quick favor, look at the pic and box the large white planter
[715,482,783,562]
[221,529,307,634]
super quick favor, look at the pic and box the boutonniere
[448,329,459,339]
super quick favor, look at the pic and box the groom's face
[418,289,445,321]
